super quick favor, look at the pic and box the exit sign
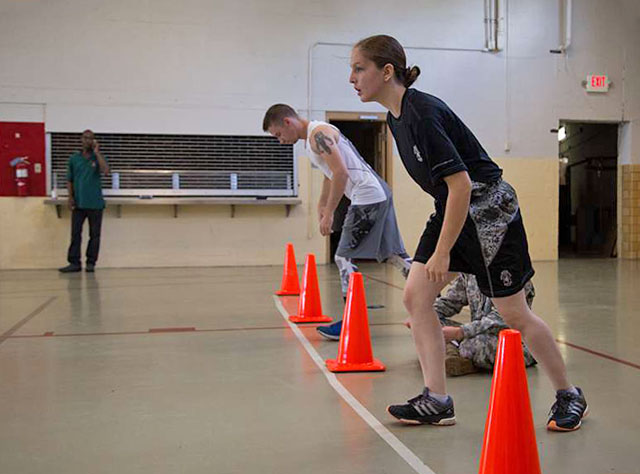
[586,74,610,93]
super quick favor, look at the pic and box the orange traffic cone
[289,253,332,323]
[326,272,385,372]
[478,329,541,474]
[275,243,300,296]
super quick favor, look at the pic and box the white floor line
[273,296,437,474]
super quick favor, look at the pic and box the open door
[325,112,391,263]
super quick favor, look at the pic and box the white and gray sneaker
[387,388,456,425]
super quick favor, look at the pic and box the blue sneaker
[317,320,343,341]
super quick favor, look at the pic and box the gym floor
[0,259,638,473]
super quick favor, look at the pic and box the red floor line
[149,327,196,333]
[556,339,640,371]
[21,330,149,338]
[8,284,638,372]
[8,323,402,340]
[0,297,57,346]
[8,325,290,339]
[196,326,287,332]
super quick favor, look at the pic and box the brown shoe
[445,343,478,377]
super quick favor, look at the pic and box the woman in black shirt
[349,34,587,431]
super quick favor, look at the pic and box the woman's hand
[425,251,450,282]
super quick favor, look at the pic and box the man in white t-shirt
[264,104,411,339]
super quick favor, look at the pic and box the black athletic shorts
[414,179,534,298]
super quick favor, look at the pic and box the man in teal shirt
[59,130,109,273]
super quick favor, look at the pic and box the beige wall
[0,156,558,270]
[392,156,559,262]
[496,158,559,261]
[621,164,640,259]
[0,156,325,270]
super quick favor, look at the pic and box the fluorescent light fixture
[558,126,567,141]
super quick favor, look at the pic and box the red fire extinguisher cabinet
[0,122,46,197]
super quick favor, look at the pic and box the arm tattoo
[314,131,333,154]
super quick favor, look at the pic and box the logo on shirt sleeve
[412,145,423,162]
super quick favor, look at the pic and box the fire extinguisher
[10,157,31,197]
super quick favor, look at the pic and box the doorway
[325,112,391,262]
[558,121,618,257]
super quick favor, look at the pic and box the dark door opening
[326,118,388,263]
[558,121,618,258]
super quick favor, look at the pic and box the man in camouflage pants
[428,273,537,376]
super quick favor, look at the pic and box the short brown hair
[262,104,299,131]
[354,35,420,88]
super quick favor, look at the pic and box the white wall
[1,0,638,151]
[1,0,640,268]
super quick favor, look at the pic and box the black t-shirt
[387,89,502,208]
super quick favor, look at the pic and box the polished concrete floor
[0,259,638,473]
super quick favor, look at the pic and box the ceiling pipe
[550,0,572,54]
[485,0,501,52]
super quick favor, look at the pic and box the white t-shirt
[305,121,386,206]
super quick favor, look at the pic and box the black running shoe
[387,388,456,425]
[547,387,588,432]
